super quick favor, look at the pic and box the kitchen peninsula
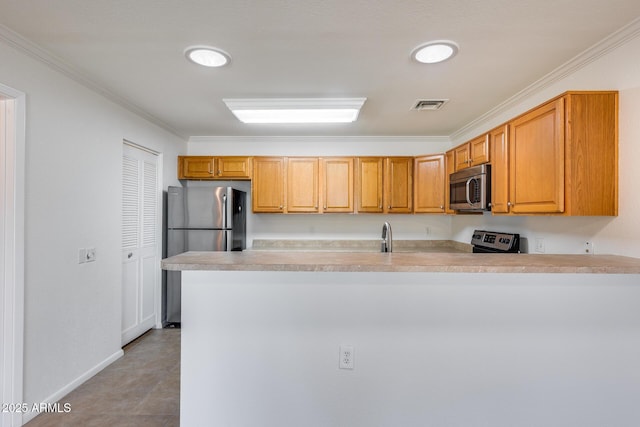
[163,251,640,427]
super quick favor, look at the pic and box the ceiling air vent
[412,99,448,111]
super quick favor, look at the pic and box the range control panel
[471,230,520,252]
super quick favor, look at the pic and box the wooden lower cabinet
[414,154,445,213]
[252,157,285,213]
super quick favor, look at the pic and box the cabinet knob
[507,202,512,207]
[440,205,444,209]
[217,170,221,175]
[279,205,283,209]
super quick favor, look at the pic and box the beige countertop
[162,251,640,274]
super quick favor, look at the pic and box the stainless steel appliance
[165,186,246,324]
[449,164,491,212]
[471,230,520,253]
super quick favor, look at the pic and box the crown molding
[189,135,450,144]
[450,16,640,141]
[0,24,185,139]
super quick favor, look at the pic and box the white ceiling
[1,0,640,139]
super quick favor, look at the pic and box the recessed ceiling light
[222,98,367,124]
[185,46,230,67]
[412,40,459,64]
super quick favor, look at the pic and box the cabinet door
[444,150,456,214]
[322,157,354,213]
[470,134,490,166]
[385,157,413,213]
[509,98,565,214]
[454,144,470,171]
[490,125,510,214]
[287,157,319,213]
[178,156,215,179]
[356,158,383,213]
[414,154,445,213]
[216,157,251,179]
[252,157,285,213]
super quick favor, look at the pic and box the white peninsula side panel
[181,271,640,427]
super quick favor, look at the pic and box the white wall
[450,33,640,258]
[0,39,186,416]
[188,136,454,243]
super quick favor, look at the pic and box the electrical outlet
[535,238,545,253]
[78,248,87,264]
[584,241,594,254]
[339,345,354,370]
[86,247,96,262]
[425,226,431,236]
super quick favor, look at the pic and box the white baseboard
[21,349,124,425]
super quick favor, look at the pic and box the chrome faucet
[381,221,393,252]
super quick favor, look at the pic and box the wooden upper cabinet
[453,134,490,171]
[489,124,510,214]
[469,135,490,166]
[444,150,456,214]
[414,154,445,213]
[509,97,565,214]
[504,91,617,216]
[216,157,251,179]
[252,157,285,213]
[321,157,354,213]
[384,157,413,213]
[178,156,251,180]
[356,157,384,213]
[453,145,470,171]
[287,157,319,213]
[178,156,215,179]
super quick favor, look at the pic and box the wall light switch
[86,247,96,262]
[78,248,87,264]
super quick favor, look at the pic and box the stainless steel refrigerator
[165,186,246,324]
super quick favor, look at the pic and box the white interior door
[121,142,160,346]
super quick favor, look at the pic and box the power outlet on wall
[535,238,545,253]
[339,345,354,370]
[584,241,594,254]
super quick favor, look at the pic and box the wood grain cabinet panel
[453,135,490,171]
[178,156,215,179]
[495,91,617,216]
[287,157,319,213]
[178,156,251,180]
[489,124,510,214]
[216,157,251,179]
[444,150,456,214]
[321,157,354,213]
[356,157,384,213]
[252,157,285,213]
[384,157,413,213]
[414,154,445,213]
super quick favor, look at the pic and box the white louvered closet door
[122,143,160,346]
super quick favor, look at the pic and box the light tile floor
[25,328,180,427]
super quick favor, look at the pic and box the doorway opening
[1,83,25,427]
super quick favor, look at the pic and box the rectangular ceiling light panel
[223,98,367,124]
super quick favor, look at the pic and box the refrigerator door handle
[222,193,227,228]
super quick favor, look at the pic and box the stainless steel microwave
[449,164,491,211]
